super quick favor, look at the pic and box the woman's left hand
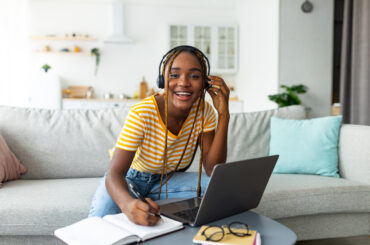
[206,75,230,118]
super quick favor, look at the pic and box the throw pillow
[269,116,342,177]
[0,134,27,187]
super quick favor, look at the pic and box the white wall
[279,0,334,118]
[0,0,334,115]
[0,0,30,107]
[25,0,237,101]
[236,0,280,112]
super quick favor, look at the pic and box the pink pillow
[0,134,27,187]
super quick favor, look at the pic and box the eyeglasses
[201,221,251,242]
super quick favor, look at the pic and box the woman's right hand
[125,197,161,226]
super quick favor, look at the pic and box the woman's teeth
[175,92,191,96]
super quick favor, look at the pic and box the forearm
[204,114,229,175]
[105,169,135,213]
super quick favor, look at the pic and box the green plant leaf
[91,48,100,76]
[268,83,307,107]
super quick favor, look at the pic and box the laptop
[159,155,279,227]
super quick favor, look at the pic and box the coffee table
[143,199,297,245]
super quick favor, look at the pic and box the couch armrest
[339,124,370,184]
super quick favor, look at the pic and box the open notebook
[54,213,183,245]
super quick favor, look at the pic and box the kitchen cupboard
[169,24,238,74]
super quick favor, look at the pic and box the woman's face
[164,51,204,112]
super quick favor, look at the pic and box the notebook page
[104,213,183,240]
[54,217,139,245]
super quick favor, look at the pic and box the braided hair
[157,47,208,199]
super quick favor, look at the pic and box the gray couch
[0,105,369,244]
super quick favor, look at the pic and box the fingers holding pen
[127,199,161,226]
[138,199,161,225]
[145,198,161,215]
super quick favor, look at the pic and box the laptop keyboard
[173,206,199,222]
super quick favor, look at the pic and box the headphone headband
[156,45,210,89]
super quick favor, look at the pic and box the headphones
[156,45,211,89]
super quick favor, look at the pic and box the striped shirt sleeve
[203,101,217,132]
[115,107,144,151]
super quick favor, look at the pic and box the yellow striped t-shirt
[114,95,217,173]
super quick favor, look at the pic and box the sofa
[0,105,369,244]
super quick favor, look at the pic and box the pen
[128,182,161,218]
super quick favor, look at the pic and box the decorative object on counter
[268,84,308,107]
[74,45,81,53]
[229,86,238,101]
[118,93,125,100]
[67,86,93,98]
[62,89,71,98]
[104,92,114,100]
[43,45,51,52]
[140,77,148,99]
[41,64,51,73]
[86,87,94,99]
[331,103,341,116]
[60,48,70,52]
[90,48,101,76]
[149,87,155,96]
[133,91,139,99]
[118,93,131,100]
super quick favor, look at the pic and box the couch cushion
[188,105,306,171]
[226,105,306,162]
[0,134,27,186]
[0,106,130,179]
[339,124,370,184]
[269,116,342,177]
[0,178,100,235]
[255,174,370,219]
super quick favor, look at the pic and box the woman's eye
[190,74,200,79]
[169,73,179,79]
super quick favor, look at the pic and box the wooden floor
[296,235,369,245]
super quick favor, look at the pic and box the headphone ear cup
[205,77,211,90]
[156,75,165,89]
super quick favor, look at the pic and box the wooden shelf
[34,51,92,56]
[30,36,97,41]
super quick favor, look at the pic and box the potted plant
[268,84,308,107]
[91,48,101,76]
[41,64,51,73]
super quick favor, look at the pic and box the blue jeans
[88,168,210,217]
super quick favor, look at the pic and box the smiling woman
[88,45,231,227]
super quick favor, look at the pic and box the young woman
[88,45,230,226]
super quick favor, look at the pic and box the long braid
[158,49,182,200]
[194,51,207,197]
[197,95,205,197]
[157,48,209,199]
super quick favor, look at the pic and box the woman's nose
[178,75,190,86]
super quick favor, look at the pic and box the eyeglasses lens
[229,222,250,236]
[203,226,224,241]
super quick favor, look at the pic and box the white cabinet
[205,99,244,114]
[62,99,139,110]
[228,100,244,113]
[62,99,243,113]
[169,24,238,74]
